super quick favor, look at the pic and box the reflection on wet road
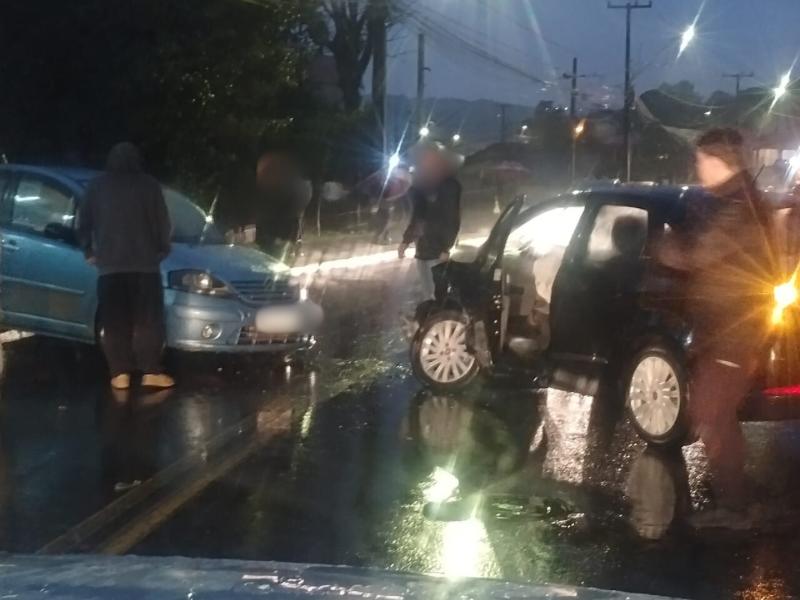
[2,267,800,598]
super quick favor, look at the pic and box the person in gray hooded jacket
[78,142,174,390]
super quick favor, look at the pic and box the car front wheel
[412,311,478,392]
[625,345,690,448]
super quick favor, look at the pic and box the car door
[549,201,650,369]
[1,172,97,341]
[475,198,523,358]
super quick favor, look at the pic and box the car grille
[237,328,307,346]
[230,278,297,304]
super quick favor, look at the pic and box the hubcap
[628,356,681,437]
[419,320,476,384]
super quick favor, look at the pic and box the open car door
[476,197,523,360]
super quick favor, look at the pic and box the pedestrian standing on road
[253,151,312,262]
[78,142,175,391]
[398,143,462,301]
[657,128,776,527]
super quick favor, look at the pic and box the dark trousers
[690,344,757,509]
[98,273,165,377]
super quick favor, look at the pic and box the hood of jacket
[106,142,143,174]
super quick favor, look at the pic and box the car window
[12,176,75,234]
[0,171,13,224]
[586,205,648,263]
[506,205,585,256]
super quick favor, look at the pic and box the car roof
[572,182,704,206]
[0,164,100,186]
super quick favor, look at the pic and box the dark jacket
[659,172,776,350]
[402,176,461,260]
[78,143,171,275]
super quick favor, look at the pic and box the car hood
[162,243,290,282]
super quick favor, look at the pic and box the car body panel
[417,184,800,416]
[0,164,321,353]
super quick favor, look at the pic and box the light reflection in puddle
[541,389,594,485]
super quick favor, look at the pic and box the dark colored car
[410,185,800,447]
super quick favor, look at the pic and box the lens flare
[678,23,696,56]
[772,276,798,325]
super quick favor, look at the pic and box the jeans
[416,258,443,301]
[98,273,165,376]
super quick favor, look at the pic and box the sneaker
[141,373,176,389]
[110,374,131,390]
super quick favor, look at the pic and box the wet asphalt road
[2,264,800,599]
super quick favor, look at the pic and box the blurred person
[253,151,311,261]
[79,142,174,390]
[657,128,776,527]
[398,143,462,301]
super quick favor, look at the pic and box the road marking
[99,409,291,555]
[38,419,256,554]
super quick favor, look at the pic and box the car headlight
[169,270,233,297]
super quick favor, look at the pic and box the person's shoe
[110,374,131,390]
[141,373,176,389]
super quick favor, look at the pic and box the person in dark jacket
[253,151,311,261]
[78,142,174,390]
[658,128,776,527]
[398,143,462,300]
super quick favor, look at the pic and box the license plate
[256,306,305,334]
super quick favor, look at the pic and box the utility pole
[562,58,600,119]
[608,1,652,181]
[416,33,426,135]
[723,71,755,97]
[499,104,507,143]
[568,57,578,118]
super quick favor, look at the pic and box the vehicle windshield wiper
[199,189,220,245]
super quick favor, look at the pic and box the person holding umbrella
[398,142,462,301]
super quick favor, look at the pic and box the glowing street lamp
[387,152,401,172]
[419,125,431,138]
[571,118,587,183]
[452,133,461,144]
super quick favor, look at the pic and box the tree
[0,0,311,199]
[311,1,398,113]
[657,80,703,106]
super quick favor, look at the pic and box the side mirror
[44,222,77,245]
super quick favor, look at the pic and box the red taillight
[764,384,800,396]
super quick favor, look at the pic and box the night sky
[386,0,800,108]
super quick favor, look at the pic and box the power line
[399,1,548,86]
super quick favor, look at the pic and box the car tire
[625,344,690,448]
[411,310,479,393]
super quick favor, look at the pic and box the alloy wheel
[419,319,476,384]
[628,356,681,437]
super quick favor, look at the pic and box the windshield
[163,188,225,245]
[5,3,800,600]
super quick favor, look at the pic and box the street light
[452,133,461,144]
[388,152,401,172]
[419,125,431,138]
[572,119,587,183]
